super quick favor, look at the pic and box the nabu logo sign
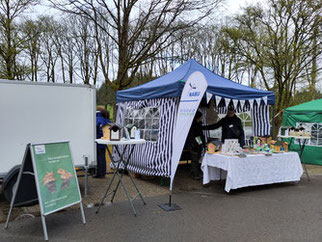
[187,83,200,97]
[189,92,200,97]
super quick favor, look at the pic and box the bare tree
[222,0,322,136]
[50,0,222,91]
[38,16,60,82]
[0,0,38,79]
[20,19,43,82]
[51,22,68,83]
[70,15,99,85]
[62,27,77,84]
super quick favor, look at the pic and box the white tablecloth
[201,152,303,192]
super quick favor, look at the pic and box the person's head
[100,109,110,120]
[195,110,203,123]
[97,106,104,112]
[227,106,235,118]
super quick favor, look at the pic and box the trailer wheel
[2,165,38,206]
[3,175,18,202]
[2,166,20,203]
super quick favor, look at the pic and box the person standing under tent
[203,105,245,147]
[184,111,206,180]
[95,108,111,178]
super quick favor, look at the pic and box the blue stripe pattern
[114,97,178,177]
[113,97,270,178]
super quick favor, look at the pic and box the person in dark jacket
[203,106,245,147]
[184,111,205,180]
[95,108,111,178]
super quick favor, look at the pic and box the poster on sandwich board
[32,142,81,215]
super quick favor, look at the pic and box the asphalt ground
[0,164,199,223]
[1,164,322,241]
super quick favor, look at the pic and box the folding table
[95,139,146,216]
[279,135,310,181]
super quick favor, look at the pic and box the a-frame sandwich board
[5,141,86,241]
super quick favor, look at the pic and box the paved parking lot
[1,164,322,241]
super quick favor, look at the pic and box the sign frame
[5,141,86,241]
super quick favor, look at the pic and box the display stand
[95,139,146,216]
[4,142,86,241]
[279,135,310,181]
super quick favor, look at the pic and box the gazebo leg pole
[271,104,276,139]
[158,191,181,212]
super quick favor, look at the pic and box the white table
[201,152,303,193]
[95,138,146,146]
[95,138,146,216]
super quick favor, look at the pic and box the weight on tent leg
[158,194,181,211]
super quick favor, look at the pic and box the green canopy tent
[282,99,322,165]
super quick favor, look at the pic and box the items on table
[289,126,311,137]
[279,125,311,137]
[208,136,290,157]
[207,142,216,154]
[270,140,288,152]
[102,123,142,141]
[221,139,242,155]
[206,140,222,154]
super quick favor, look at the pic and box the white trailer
[0,79,96,202]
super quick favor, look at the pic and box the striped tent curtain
[216,100,251,114]
[114,97,178,177]
[216,98,271,137]
[113,96,270,177]
[252,102,271,136]
[200,107,210,143]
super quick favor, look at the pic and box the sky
[224,0,261,14]
[29,0,262,18]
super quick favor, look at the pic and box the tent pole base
[158,194,181,211]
